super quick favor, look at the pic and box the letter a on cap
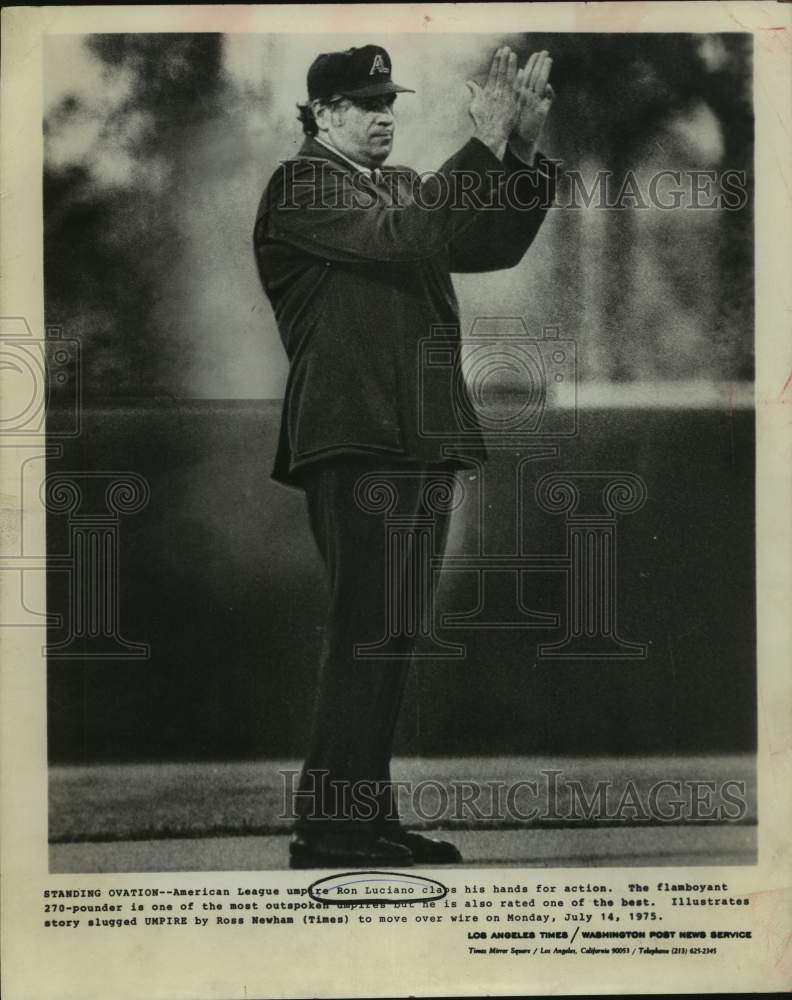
[369,53,389,75]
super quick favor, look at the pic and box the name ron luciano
[329,886,418,897]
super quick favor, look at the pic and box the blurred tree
[45,34,226,399]
[519,33,753,381]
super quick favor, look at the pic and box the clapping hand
[466,47,522,159]
[467,46,554,161]
[509,50,554,163]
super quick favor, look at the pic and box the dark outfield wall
[46,400,755,761]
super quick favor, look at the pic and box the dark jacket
[253,135,556,487]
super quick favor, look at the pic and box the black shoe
[289,831,414,870]
[385,829,462,864]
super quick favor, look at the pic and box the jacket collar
[297,136,377,176]
[313,136,373,176]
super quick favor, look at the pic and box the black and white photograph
[1,4,790,999]
[42,27,756,873]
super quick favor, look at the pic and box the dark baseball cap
[307,45,415,101]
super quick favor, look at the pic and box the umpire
[254,43,556,868]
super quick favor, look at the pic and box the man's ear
[312,99,332,135]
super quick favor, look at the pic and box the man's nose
[375,106,395,125]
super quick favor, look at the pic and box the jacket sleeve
[447,148,558,273]
[256,138,510,265]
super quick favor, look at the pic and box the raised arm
[449,48,559,273]
[255,48,533,266]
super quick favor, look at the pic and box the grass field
[49,754,756,843]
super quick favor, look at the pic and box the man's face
[314,94,396,167]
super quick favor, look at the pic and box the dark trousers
[295,456,453,837]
